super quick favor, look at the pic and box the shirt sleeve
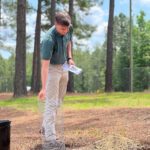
[41,35,54,60]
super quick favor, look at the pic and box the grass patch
[64,92,150,109]
[0,96,38,111]
[0,92,150,111]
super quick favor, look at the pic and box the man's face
[55,22,70,35]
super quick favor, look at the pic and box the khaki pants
[42,64,68,141]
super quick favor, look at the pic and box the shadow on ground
[30,144,42,150]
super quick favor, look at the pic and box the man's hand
[68,59,75,66]
[38,89,46,101]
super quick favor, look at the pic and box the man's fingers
[38,91,45,101]
[40,93,45,101]
[39,93,43,100]
[38,94,41,99]
[41,95,45,101]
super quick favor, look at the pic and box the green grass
[64,92,150,109]
[0,96,38,111]
[0,92,150,111]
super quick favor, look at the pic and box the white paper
[62,62,82,75]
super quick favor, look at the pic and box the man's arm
[38,59,50,100]
[67,41,72,58]
[67,41,75,66]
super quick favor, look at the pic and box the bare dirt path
[1,107,150,149]
[0,93,13,101]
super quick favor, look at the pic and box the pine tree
[105,0,115,92]
[31,0,42,93]
[14,0,27,97]
[67,0,74,92]
[51,0,55,27]
[0,0,1,25]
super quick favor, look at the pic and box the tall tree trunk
[129,0,133,92]
[14,0,27,97]
[0,0,1,26]
[105,0,114,92]
[51,0,55,27]
[67,0,74,92]
[31,0,41,93]
[69,0,73,21]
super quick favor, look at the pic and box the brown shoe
[39,126,45,135]
[43,139,65,150]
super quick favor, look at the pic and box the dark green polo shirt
[41,25,73,64]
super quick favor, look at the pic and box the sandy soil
[1,92,150,149]
[0,92,13,101]
[0,106,150,149]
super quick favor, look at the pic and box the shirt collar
[54,26,64,37]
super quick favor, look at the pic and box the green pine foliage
[41,0,99,43]
[113,11,150,92]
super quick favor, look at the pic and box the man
[38,12,75,143]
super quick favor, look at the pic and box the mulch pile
[72,134,144,150]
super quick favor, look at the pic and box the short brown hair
[55,12,71,26]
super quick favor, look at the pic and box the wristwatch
[67,57,72,61]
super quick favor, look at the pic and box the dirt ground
[0,93,150,149]
[0,106,150,150]
[0,92,13,101]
